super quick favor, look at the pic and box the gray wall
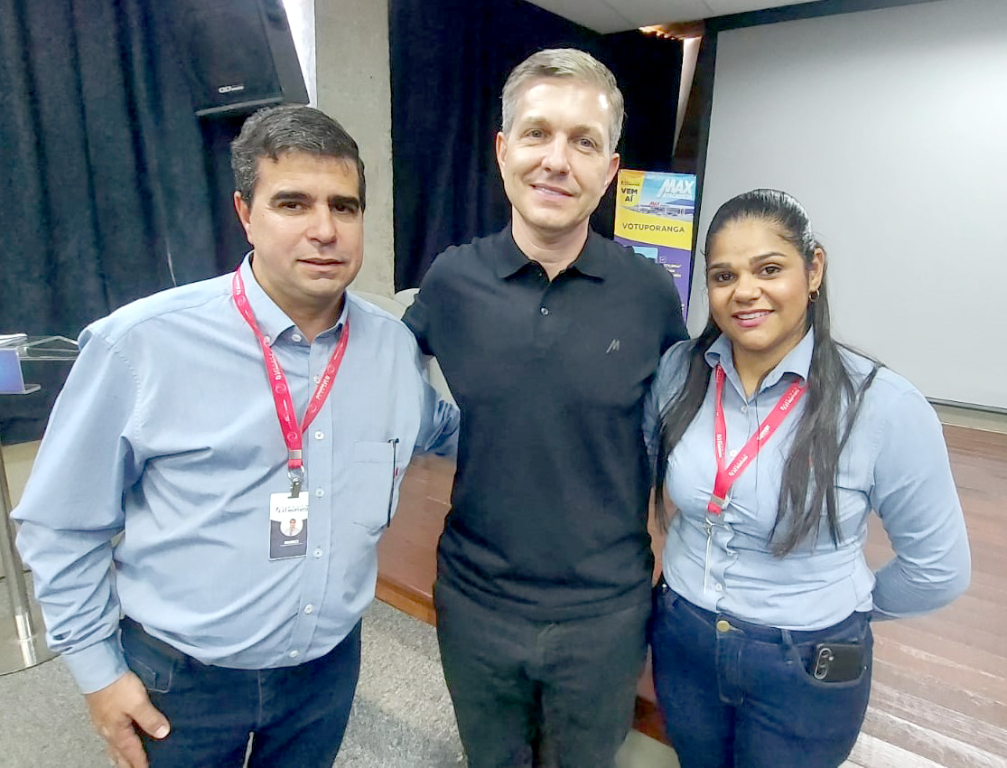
[314,0,395,296]
[693,0,1007,409]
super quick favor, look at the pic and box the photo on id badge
[270,491,309,559]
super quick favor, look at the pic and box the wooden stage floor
[376,424,1007,767]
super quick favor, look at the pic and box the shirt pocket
[348,440,397,532]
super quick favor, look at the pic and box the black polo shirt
[404,227,688,620]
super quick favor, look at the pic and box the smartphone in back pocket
[810,642,865,682]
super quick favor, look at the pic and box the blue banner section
[614,170,697,320]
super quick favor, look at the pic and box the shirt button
[714,583,724,592]
[315,488,324,498]
[313,375,321,384]
[291,333,303,342]
[314,431,324,440]
[540,307,549,315]
[304,604,314,614]
[313,548,323,558]
[289,650,299,659]
[263,335,271,345]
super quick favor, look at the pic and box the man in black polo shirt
[403,48,687,767]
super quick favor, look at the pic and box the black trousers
[434,579,650,768]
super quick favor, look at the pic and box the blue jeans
[121,617,361,768]
[650,582,872,768]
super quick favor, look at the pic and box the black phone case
[810,642,865,682]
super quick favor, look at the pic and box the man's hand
[85,672,171,768]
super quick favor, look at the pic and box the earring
[809,289,820,302]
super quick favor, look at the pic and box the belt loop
[780,628,795,649]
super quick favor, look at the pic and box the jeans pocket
[781,631,873,743]
[649,583,682,641]
[792,622,873,690]
[121,627,176,694]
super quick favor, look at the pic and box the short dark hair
[230,104,366,210]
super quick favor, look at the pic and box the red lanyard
[708,364,806,515]
[231,268,350,495]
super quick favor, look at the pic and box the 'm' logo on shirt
[606,339,620,354]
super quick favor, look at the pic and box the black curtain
[390,0,683,290]
[0,0,219,442]
[199,113,260,275]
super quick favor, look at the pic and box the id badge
[269,492,309,560]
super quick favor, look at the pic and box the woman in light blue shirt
[644,189,970,768]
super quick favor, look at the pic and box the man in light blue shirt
[13,105,457,768]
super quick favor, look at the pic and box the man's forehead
[511,78,612,139]
[253,152,359,195]
[517,112,605,134]
[256,150,356,175]
[517,77,611,109]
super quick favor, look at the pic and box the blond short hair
[501,48,624,153]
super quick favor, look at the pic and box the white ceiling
[522,0,822,33]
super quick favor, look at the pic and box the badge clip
[288,468,304,499]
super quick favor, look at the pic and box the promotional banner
[614,170,696,319]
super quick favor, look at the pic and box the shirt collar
[705,328,815,393]
[494,227,611,281]
[239,253,347,347]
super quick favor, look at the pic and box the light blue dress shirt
[644,331,970,631]
[13,257,458,693]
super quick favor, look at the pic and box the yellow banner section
[617,170,646,207]
[614,207,693,250]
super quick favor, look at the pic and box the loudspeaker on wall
[166,0,308,117]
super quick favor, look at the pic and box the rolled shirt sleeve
[402,278,458,459]
[869,388,971,619]
[414,352,459,458]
